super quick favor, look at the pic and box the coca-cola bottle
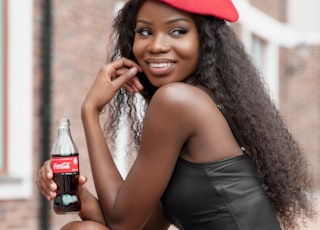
[50,118,81,214]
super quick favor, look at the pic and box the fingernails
[137,82,144,91]
[129,67,138,75]
[50,182,57,190]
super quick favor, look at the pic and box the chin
[150,78,183,88]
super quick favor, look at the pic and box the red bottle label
[51,156,79,174]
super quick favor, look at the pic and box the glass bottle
[50,118,81,214]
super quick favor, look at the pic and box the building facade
[0,0,319,229]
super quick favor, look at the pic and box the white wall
[288,0,320,34]
[0,0,33,199]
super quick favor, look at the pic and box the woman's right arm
[143,203,171,230]
[37,160,171,229]
[78,185,105,223]
[80,190,171,230]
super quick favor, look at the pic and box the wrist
[78,184,88,200]
[81,101,104,135]
[81,101,100,119]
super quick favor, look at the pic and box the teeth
[149,63,173,68]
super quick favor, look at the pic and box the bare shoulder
[145,82,220,136]
[150,82,213,110]
[142,82,220,152]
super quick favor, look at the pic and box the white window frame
[234,0,320,104]
[0,0,33,199]
[0,0,6,172]
[236,0,281,104]
[250,35,279,103]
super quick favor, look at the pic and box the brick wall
[249,0,288,22]
[279,45,320,188]
[49,1,117,228]
[2,0,117,229]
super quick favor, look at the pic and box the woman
[37,0,315,229]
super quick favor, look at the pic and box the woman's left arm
[81,59,192,229]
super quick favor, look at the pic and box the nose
[148,33,170,53]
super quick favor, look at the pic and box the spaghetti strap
[197,86,247,153]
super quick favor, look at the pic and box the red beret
[159,0,239,22]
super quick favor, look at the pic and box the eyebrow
[136,18,189,25]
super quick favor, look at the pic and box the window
[250,34,279,103]
[0,0,33,200]
[0,0,7,173]
[251,35,266,75]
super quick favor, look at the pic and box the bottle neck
[52,123,79,155]
[57,125,70,136]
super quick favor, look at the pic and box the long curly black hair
[104,0,315,228]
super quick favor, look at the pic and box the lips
[146,62,175,76]
[144,58,176,76]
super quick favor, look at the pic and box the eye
[169,27,188,37]
[135,27,152,37]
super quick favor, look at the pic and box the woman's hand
[37,160,107,223]
[116,67,144,93]
[83,58,143,113]
[36,160,87,201]
[36,160,57,200]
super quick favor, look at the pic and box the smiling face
[133,0,200,87]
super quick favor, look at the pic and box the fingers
[37,160,89,203]
[78,175,87,185]
[112,66,139,91]
[108,58,144,92]
[116,69,144,93]
[112,58,142,73]
[36,160,57,201]
[130,76,144,90]
[83,58,143,112]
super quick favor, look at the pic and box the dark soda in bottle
[50,118,81,214]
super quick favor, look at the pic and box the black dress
[161,89,281,230]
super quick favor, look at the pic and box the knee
[60,221,77,230]
[60,221,81,230]
[60,220,110,230]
